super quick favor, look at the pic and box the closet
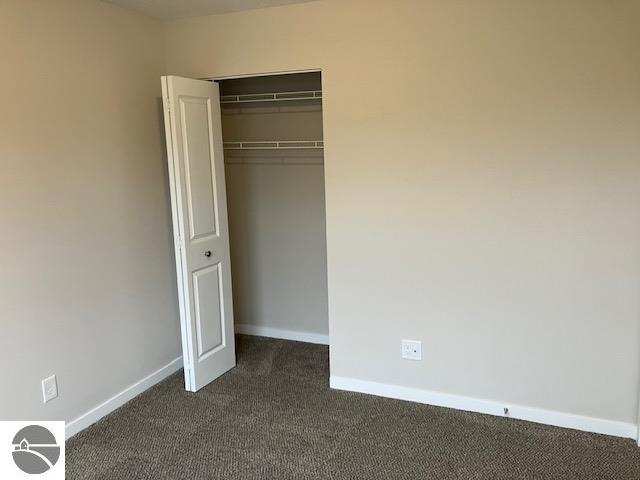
[218,72,328,340]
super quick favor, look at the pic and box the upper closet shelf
[224,140,324,150]
[220,90,322,104]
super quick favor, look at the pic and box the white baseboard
[235,323,329,345]
[330,376,638,441]
[65,356,183,439]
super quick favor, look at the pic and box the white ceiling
[103,0,319,19]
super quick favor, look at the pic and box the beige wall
[0,0,180,422]
[164,0,640,425]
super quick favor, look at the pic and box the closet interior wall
[219,72,329,338]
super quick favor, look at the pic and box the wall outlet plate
[401,339,422,360]
[42,375,58,403]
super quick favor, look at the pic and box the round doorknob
[204,250,212,257]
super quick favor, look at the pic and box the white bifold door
[161,76,235,392]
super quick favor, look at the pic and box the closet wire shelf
[224,140,324,150]
[220,90,322,104]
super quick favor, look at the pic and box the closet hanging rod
[220,90,322,104]
[223,140,324,150]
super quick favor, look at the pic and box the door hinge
[176,236,183,250]
[165,98,171,113]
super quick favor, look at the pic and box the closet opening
[216,71,329,347]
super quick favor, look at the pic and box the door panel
[161,75,235,392]
[179,97,219,239]
[192,263,224,359]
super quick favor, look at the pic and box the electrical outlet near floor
[42,374,58,403]
[401,339,422,360]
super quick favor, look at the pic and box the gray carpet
[67,335,640,479]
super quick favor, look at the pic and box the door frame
[199,67,331,348]
[202,68,320,82]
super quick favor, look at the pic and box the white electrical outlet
[42,375,58,403]
[401,339,422,360]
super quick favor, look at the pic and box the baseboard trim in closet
[235,324,329,345]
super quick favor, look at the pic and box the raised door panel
[192,262,225,360]
[179,97,219,240]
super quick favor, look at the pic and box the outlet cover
[401,340,422,360]
[42,375,58,403]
